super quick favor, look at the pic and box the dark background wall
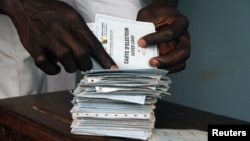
[164,0,250,122]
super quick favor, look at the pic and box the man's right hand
[136,0,190,74]
[0,0,117,75]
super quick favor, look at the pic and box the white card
[91,14,158,69]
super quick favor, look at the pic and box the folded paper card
[88,14,158,69]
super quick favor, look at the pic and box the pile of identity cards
[70,69,171,140]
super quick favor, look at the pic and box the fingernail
[149,59,159,67]
[110,65,119,70]
[138,39,147,47]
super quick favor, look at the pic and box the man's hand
[137,0,190,73]
[1,0,117,75]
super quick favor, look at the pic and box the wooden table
[0,91,248,141]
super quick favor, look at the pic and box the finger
[138,18,188,47]
[90,41,118,69]
[48,39,78,73]
[72,21,118,69]
[33,48,61,75]
[149,33,190,68]
[56,25,93,71]
[73,48,93,71]
[158,40,176,55]
[66,43,93,71]
[166,63,186,74]
[139,26,182,47]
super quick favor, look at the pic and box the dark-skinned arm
[0,0,117,75]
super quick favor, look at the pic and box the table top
[0,91,248,141]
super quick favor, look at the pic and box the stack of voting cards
[70,14,172,140]
[70,69,171,140]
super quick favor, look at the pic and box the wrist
[0,0,10,14]
[0,0,21,15]
[152,0,179,8]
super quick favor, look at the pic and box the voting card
[71,127,152,140]
[94,14,158,69]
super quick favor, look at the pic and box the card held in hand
[88,14,158,69]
